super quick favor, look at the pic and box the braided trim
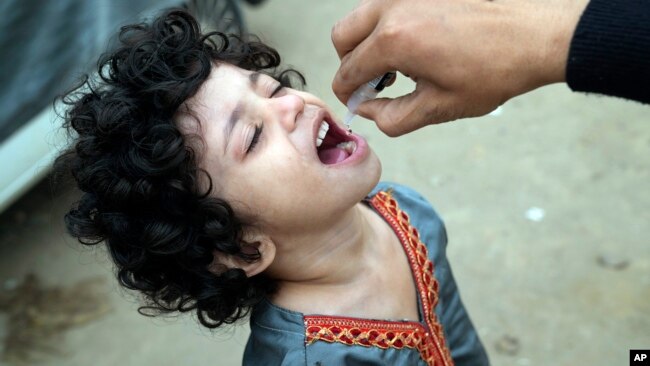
[305,316,426,348]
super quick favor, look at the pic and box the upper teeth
[316,121,329,147]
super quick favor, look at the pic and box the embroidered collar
[304,190,454,366]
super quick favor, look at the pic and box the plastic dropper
[343,72,396,132]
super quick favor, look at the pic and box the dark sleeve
[566,0,650,104]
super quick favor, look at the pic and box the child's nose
[271,94,305,131]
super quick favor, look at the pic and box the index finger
[358,88,455,137]
[331,0,381,60]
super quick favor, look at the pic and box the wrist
[537,0,590,85]
[502,0,588,95]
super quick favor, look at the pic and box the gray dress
[243,182,489,366]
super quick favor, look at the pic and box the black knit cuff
[567,0,650,104]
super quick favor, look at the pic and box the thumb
[356,84,452,137]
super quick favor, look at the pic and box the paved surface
[1,1,648,365]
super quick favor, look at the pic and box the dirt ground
[0,1,648,365]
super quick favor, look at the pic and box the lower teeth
[336,141,356,154]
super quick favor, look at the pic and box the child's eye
[270,84,284,98]
[246,124,263,154]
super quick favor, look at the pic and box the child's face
[179,63,381,235]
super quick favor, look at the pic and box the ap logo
[631,350,650,365]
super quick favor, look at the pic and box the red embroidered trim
[305,316,427,349]
[303,190,454,366]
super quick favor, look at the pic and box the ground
[0,1,648,365]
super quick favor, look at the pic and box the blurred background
[0,1,648,365]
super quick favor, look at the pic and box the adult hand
[331,0,588,136]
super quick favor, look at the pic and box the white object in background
[525,206,546,222]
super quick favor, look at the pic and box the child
[55,9,489,366]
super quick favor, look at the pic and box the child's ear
[209,233,276,278]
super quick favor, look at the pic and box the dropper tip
[343,111,355,127]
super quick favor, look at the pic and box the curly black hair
[54,9,304,328]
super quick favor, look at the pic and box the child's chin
[349,161,383,200]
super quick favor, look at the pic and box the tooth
[316,122,329,148]
[320,121,329,132]
[336,141,356,154]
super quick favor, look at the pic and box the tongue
[318,147,350,164]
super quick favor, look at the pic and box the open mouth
[315,120,357,165]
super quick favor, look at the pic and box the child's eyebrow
[249,71,261,85]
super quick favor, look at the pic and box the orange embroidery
[303,190,454,366]
[305,316,426,349]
